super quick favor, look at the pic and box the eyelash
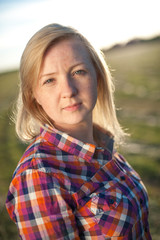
[73,69,86,76]
[43,78,55,85]
[43,69,87,85]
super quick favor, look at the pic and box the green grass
[0,71,19,112]
[0,112,24,239]
[105,41,160,239]
[0,40,160,239]
[121,153,160,239]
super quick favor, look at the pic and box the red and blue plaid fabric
[6,125,151,239]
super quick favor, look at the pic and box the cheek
[35,96,42,106]
[34,89,42,106]
[90,77,98,98]
[83,79,97,106]
[91,87,98,105]
[34,90,52,107]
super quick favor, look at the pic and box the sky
[0,0,160,72]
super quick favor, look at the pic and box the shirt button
[108,198,115,204]
[140,198,143,204]
[120,176,126,181]
[145,226,148,232]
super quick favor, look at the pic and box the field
[0,40,160,239]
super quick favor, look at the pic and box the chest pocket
[84,187,135,238]
[86,187,122,216]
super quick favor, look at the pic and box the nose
[61,75,78,98]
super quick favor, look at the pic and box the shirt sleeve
[6,169,80,240]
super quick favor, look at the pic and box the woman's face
[34,38,97,130]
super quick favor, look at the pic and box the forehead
[43,37,91,63]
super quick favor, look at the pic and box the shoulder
[12,133,62,180]
[5,166,68,223]
[113,151,141,181]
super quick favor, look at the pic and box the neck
[54,121,95,145]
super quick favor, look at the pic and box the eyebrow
[40,72,56,79]
[40,62,85,79]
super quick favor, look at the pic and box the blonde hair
[15,23,125,144]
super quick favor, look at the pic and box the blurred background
[0,0,160,239]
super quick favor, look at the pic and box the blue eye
[44,78,55,85]
[74,70,86,75]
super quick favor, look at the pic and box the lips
[63,102,82,111]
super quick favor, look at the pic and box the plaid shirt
[6,125,151,239]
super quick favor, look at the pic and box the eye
[43,78,55,85]
[74,69,86,76]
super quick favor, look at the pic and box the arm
[6,170,80,240]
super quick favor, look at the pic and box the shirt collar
[40,124,114,163]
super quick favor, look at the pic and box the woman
[6,23,151,239]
